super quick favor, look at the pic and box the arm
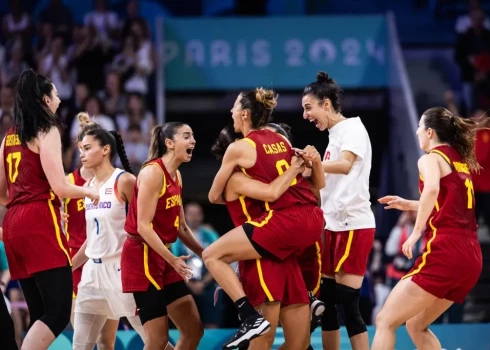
[322,150,357,175]
[227,156,304,202]
[136,166,180,264]
[299,145,325,190]
[116,172,136,203]
[208,141,254,204]
[72,239,88,270]
[0,138,8,206]
[412,154,441,236]
[175,171,204,257]
[40,127,95,199]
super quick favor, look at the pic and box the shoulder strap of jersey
[429,148,453,169]
[114,170,127,203]
[141,161,166,198]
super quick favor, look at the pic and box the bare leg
[249,302,280,350]
[406,298,453,350]
[371,277,438,350]
[278,303,310,350]
[142,316,170,350]
[167,295,203,350]
[96,319,120,350]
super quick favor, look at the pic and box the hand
[188,280,206,295]
[402,232,421,259]
[61,212,69,225]
[301,145,321,163]
[86,187,100,206]
[378,195,411,211]
[290,155,306,173]
[171,255,193,281]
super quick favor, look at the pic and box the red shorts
[298,241,322,297]
[239,256,308,308]
[121,237,181,292]
[3,202,71,280]
[403,229,482,304]
[248,205,323,261]
[70,247,85,297]
[322,228,375,276]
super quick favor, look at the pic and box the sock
[234,296,257,320]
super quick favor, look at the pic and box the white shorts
[75,256,137,320]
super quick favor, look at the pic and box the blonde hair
[255,88,277,110]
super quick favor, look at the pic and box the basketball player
[122,122,204,350]
[212,123,324,349]
[0,69,99,350]
[71,129,146,349]
[66,113,121,348]
[302,72,375,350]
[204,88,324,349]
[372,107,483,349]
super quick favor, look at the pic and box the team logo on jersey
[105,188,113,194]
[324,151,331,160]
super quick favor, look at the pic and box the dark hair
[76,112,101,142]
[422,107,482,172]
[13,69,62,144]
[211,125,243,160]
[239,88,278,128]
[84,129,134,174]
[303,72,343,112]
[267,123,292,141]
[147,122,187,162]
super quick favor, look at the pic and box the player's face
[79,135,111,169]
[416,115,430,151]
[45,84,61,114]
[166,125,196,163]
[302,94,328,131]
[231,95,247,133]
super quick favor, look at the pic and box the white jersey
[320,117,375,231]
[84,168,127,259]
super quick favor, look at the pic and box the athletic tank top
[84,169,127,259]
[64,168,87,250]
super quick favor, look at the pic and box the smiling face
[301,94,331,131]
[166,124,196,163]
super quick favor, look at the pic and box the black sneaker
[222,312,271,349]
[309,291,325,333]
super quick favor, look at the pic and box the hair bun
[77,112,91,125]
[255,88,278,110]
[316,71,332,84]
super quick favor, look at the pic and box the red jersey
[64,168,87,250]
[226,195,263,227]
[420,145,478,236]
[3,127,60,208]
[241,129,317,210]
[125,158,182,244]
[473,129,490,193]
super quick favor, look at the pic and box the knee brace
[41,312,71,337]
[320,278,340,331]
[336,284,366,338]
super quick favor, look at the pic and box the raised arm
[227,156,305,202]
[208,140,255,204]
[40,127,99,202]
[136,165,192,280]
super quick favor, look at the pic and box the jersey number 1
[6,152,21,183]
[465,178,474,209]
[275,159,297,186]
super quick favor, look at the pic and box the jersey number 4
[275,159,297,186]
[465,178,474,209]
[6,152,21,183]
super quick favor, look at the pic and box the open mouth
[186,148,194,155]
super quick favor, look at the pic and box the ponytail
[146,122,187,164]
[451,115,479,172]
[146,125,165,164]
[109,130,134,174]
